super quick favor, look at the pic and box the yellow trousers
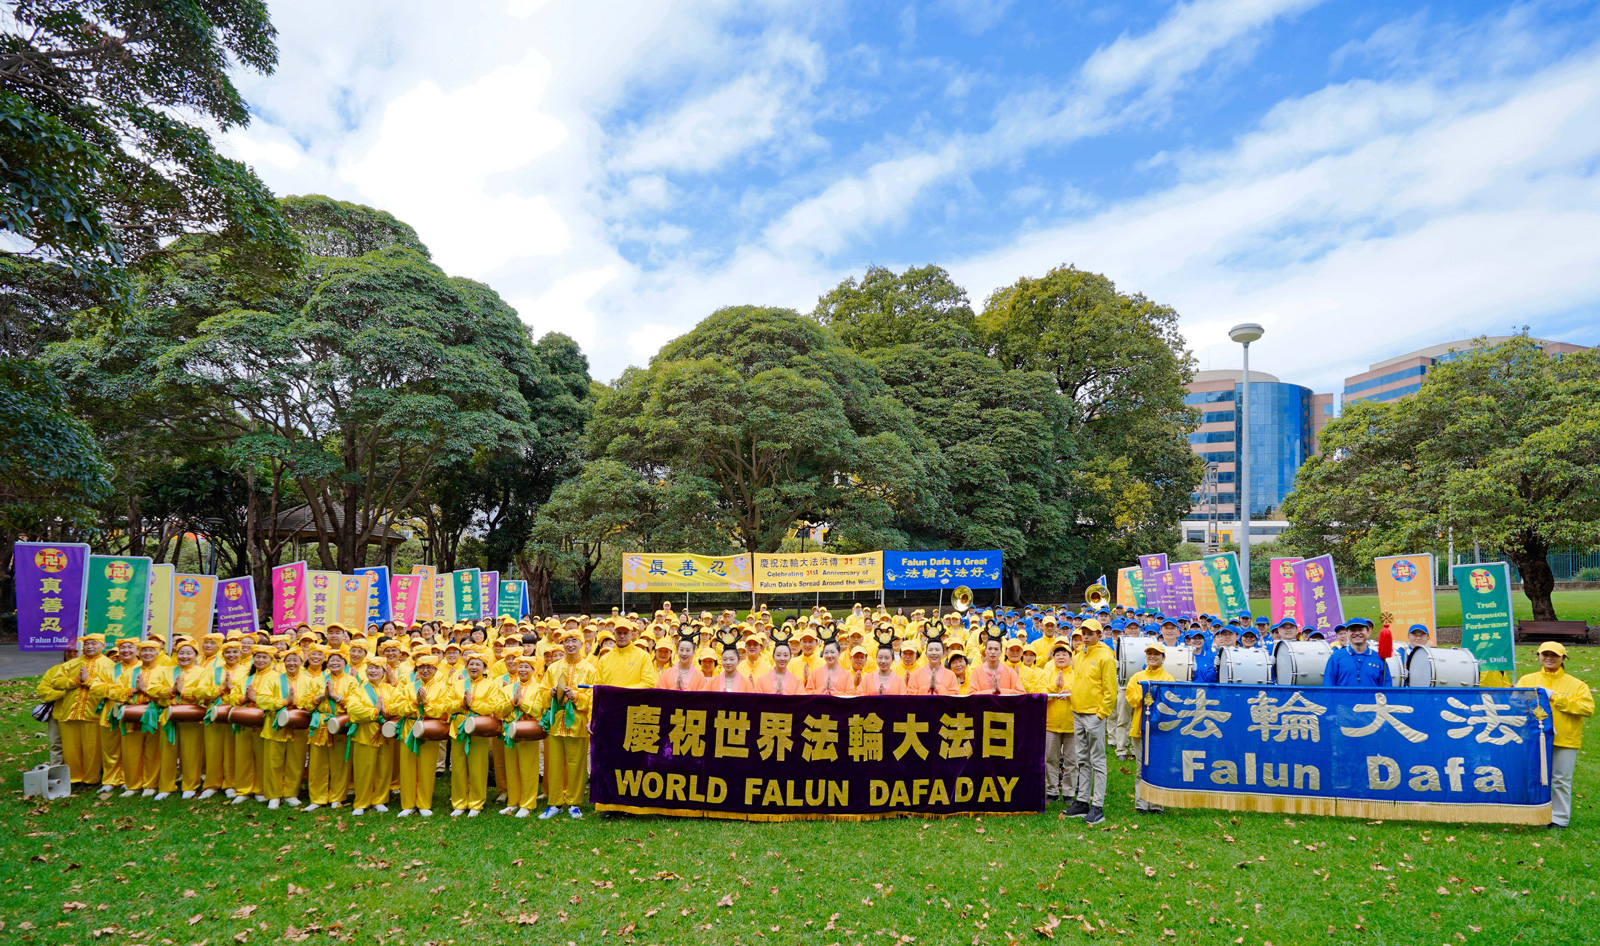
[231,728,261,795]
[351,741,391,809]
[492,741,508,796]
[99,723,123,787]
[307,738,351,805]
[508,740,542,810]
[121,729,159,791]
[203,721,232,790]
[449,736,492,811]
[544,735,588,807]
[60,720,100,784]
[389,739,402,792]
[263,734,308,800]
[399,740,442,811]
[173,722,205,792]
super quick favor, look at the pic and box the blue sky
[224,0,1600,393]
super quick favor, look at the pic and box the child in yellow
[90,638,140,792]
[344,660,400,815]
[36,634,109,786]
[305,647,355,810]
[251,648,317,809]
[1125,642,1175,814]
[1028,640,1076,803]
[225,646,276,803]
[396,655,456,817]
[448,654,510,816]
[500,655,543,817]
[199,638,244,799]
[534,629,595,820]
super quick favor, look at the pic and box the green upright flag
[1453,562,1515,676]
[452,569,482,622]
[1203,552,1248,616]
[85,555,152,645]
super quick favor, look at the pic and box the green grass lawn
[1247,589,1600,630]
[2,646,1596,945]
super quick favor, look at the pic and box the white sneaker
[419,809,433,818]
[450,809,465,818]
[328,801,341,809]
[121,789,138,798]
[142,788,156,797]
[153,792,170,801]
[302,803,321,812]
[467,809,480,818]
[267,799,280,810]
[373,804,388,813]
[538,806,560,820]
[515,808,530,818]
[285,797,302,807]
[254,794,266,802]
[224,788,236,798]
[397,809,414,818]
[568,806,582,819]
[230,794,249,805]
[197,789,215,800]
[352,808,365,816]
[499,806,515,815]
[180,790,195,800]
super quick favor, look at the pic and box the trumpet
[1085,582,1110,609]
[951,586,973,613]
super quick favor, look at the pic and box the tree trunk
[1509,537,1557,621]
[516,552,554,618]
[128,494,144,557]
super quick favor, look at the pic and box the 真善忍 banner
[622,553,753,593]
[1135,682,1553,824]
[591,687,1045,821]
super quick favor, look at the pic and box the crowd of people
[32,597,1591,828]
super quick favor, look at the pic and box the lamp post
[1229,323,1264,599]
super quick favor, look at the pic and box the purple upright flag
[15,542,90,651]
[215,576,260,638]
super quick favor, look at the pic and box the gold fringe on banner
[1140,781,1551,825]
[593,803,1039,823]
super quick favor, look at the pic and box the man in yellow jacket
[36,634,110,786]
[1125,641,1175,814]
[1518,642,1594,829]
[1066,619,1117,825]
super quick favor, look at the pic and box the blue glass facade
[1185,381,1314,518]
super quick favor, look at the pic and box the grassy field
[2,646,1595,946]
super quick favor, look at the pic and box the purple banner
[15,542,90,651]
[1170,565,1196,618]
[591,687,1046,820]
[1289,554,1344,635]
[1144,568,1172,615]
[214,576,260,639]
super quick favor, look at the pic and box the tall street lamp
[1228,323,1264,600]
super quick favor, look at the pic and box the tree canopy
[1283,336,1600,620]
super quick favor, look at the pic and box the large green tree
[588,305,936,556]
[1,0,298,305]
[812,264,978,352]
[1283,336,1600,621]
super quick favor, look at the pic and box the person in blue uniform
[1324,619,1391,687]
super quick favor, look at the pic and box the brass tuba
[951,586,973,612]
[1085,582,1110,609]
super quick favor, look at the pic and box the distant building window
[1186,530,1205,543]
[1323,404,1333,415]
[1184,390,1235,405]
[1201,410,1235,424]
[1189,431,1235,444]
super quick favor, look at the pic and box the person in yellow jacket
[1518,642,1594,829]
[104,638,168,796]
[251,648,317,809]
[396,654,455,817]
[343,660,401,815]
[1027,639,1075,803]
[198,637,244,799]
[90,638,140,792]
[1066,619,1118,825]
[535,628,595,820]
[36,634,109,786]
[498,655,544,817]
[225,646,276,803]
[304,647,356,810]
[447,653,511,816]
[1125,642,1176,814]
[158,639,211,799]
[596,623,654,688]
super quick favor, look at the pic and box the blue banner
[883,550,1002,590]
[352,566,392,625]
[1136,683,1553,824]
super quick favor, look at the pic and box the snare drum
[1273,640,1332,686]
[1220,647,1273,685]
[1116,637,1152,683]
[1384,654,1407,687]
[275,708,312,730]
[1161,646,1195,683]
[1405,646,1480,687]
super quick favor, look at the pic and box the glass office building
[1184,370,1321,533]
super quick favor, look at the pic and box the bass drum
[1273,640,1333,686]
[1220,647,1273,685]
[1161,646,1195,683]
[1405,646,1480,687]
[1116,637,1149,684]
[1384,654,1407,687]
